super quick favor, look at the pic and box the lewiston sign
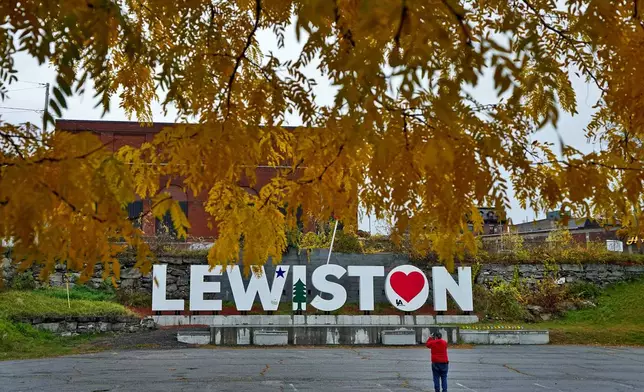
[152,264,474,312]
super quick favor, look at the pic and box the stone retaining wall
[24,315,156,336]
[3,250,644,304]
[476,263,644,286]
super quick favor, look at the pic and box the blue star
[276,267,286,278]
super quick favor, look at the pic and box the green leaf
[49,99,62,117]
[52,87,68,110]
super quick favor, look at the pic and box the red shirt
[426,338,449,363]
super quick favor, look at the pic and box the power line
[5,86,46,93]
[0,106,44,113]
[13,80,48,86]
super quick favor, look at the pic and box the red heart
[390,271,425,303]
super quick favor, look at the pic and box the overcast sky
[1,26,602,233]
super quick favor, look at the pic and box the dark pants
[432,362,448,392]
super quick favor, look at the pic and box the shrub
[356,230,371,238]
[472,284,492,315]
[332,230,363,253]
[362,235,398,253]
[285,227,302,251]
[567,281,602,300]
[524,278,568,313]
[10,272,36,291]
[476,280,528,321]
[115,290,152,308]
[546,228,574,246]
[501,232,529,260]
[300,231,328,249]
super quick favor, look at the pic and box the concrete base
[154,314,477,327]
[177,330,211,345]
[459,330,549,345]
[459,330,490,344]
[210,325,459,345]
[381,328,416,345]
[254,330,288,346]
[435,315,479,324]
[179,327,549,346]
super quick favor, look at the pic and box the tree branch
[533,159,644,172]
[634,0,644,30]
[334,0,356,48]
[521,0,605,93]
[0,142,108,168]
[0,131,26,160]
[394,0,408,47]
[0,130,42,141]
[401,112,423,180]
[127,195,172,222]
[39,180,107,223]
[239,184,261,196]
[521,0,587,44]
[441,0,473,47]
[254,146,343,213]
[297,144,345,184]
[207,4,216,49]
[225,0,262,118]
[316,144,345,182]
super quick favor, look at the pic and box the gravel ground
[85,328,192,351]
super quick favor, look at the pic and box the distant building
[468,207,509,235]
[56,119,354,240]
[487,211,621,246]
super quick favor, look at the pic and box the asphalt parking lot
[1,346,643,391]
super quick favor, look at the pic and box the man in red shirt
[426,331,449,392]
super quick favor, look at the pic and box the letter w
[227,265,289,311]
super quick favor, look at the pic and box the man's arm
[426,337,435,349]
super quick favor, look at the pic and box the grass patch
[0,290,134,360]
[35,285,116,302]
[533,279,644,345]
[33,285,152,308]
[0,319,98,360]
[0,290,132,320]
[546,326,644,346]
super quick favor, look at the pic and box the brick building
[56,120,327,240]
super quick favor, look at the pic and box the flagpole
[326,220,339,265]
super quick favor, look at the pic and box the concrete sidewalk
[1,346,643,391]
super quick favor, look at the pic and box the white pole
[326,220,339,265]
[66,276,71,309]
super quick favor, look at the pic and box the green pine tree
[292,279,307,311]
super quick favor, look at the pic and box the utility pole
[42,82,49,132]
[326,220,339,265]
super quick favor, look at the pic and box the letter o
[384,265,429,312]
